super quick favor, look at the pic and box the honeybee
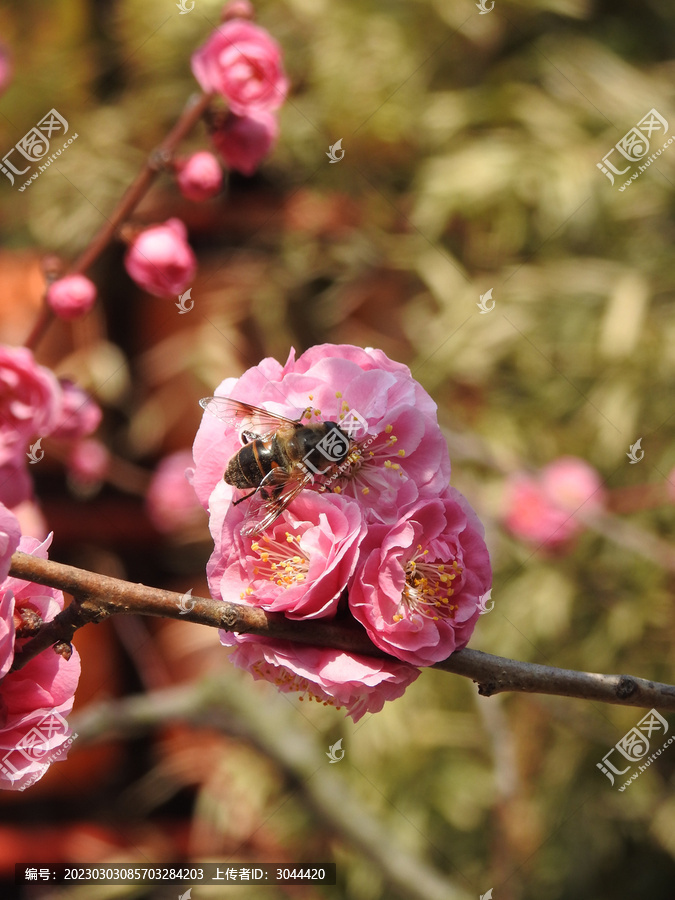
[199,396,353,535]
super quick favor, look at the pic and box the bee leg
[232,488,259,506]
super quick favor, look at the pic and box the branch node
[220,608,239,629]
[616,675,638,699]
[477,682,497,697]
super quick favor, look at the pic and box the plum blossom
[211,111,278,176]
[46,275,97,321]
[220,633,419,723]
[176,151,223,202]
[504,456,605,546]
[191,20,288,115]
[208,486,366,619]
[146,450,203,534]
[50,379,102,441]
[190,344,451,528]
[0,346,62,470]
[124,218,197,298]
[349,486,492,667]
[0,534,81,791]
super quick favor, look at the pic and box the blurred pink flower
[220,633,419,722]
[0,45,12,98]
[50,380,102,442]
[222,1,255,21]
[0,346,61,471]
[0,503,21,589]
[0,534,81,791]
[504,456,605,546]
[146,450,202,533]
[46,275,97,321]
[0,462,33,510]
[124,218,196,298]
[212,111,278,176]
[9,500,48,542]
[190,344,451,527]
[667,467,675,503]
[191,20,288,115]
[208,488,365,619]
[67,439,109,485]
[176,151,223,202]
[349,487,492,667]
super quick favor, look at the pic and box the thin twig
[25,91,214,351]
[6,551,675,711]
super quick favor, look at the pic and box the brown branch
[6,551,675,711]
[25,91,214,351]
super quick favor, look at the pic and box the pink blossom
[208,487,366,619]
[67,439,109,485]
[191,20,288,115]
[222,1,255,21]
[124,219,197,298]
[504,456,605,546]
[190,344,451,528]
[0,462,32,510]
[0,535,81,791]
[349,487,492,667]
[46,275,97,321]
[220,633,419,722]
[0,346,61,471]
[0,45,12,98]
[9,500,48,542]
[50,380,102,441]
[146,450,203,534]
[176,151,223,202]
[667,467,675,503]
[212,111,278,176]
[0,503,20,593]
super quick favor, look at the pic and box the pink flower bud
[221,1,255,21]
[68,439,109,484]
[176,151,223,202]
[51,380,102,441]
[124,218,197,298]
[46,275,97,321]
[191,20,288,115]
[211,111,278,176]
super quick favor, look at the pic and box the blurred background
[1,0,675,897]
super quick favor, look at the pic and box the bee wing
[199,396,301,439]
[240,466,314,537]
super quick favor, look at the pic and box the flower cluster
[0,346,101,516]
[122,9,288,297]
[191,344,492,720]
[0,506,80,791]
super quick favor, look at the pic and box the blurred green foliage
[2,0,675,897]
